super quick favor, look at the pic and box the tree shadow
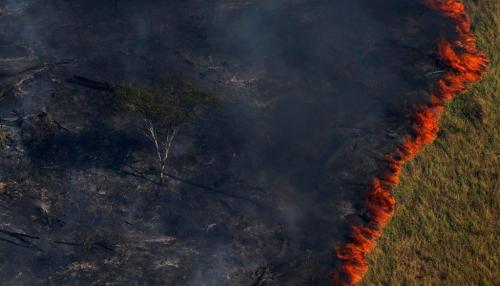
[26,123,144,170]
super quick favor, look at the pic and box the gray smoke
[0,0,453,284]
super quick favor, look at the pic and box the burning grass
[361,0,499,285]
[332,0,494,285]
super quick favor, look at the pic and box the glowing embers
[332,0,488,285]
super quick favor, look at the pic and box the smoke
[0,0,479,285]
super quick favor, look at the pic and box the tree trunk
[159,163,165,184]
[142,120,178,185]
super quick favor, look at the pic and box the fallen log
[67,75,112,92]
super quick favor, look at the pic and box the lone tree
[112,76,216,183]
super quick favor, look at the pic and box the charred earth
[0,0,462,285]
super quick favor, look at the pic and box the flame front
[332,1,488,285]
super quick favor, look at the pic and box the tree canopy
[112,76,217,132]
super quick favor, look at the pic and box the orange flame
[332,1,488,285]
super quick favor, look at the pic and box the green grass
[362,1,499,285]
[0,126,5,148]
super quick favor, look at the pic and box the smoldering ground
[0,0,455,285]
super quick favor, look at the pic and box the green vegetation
[0,125,5,148]
[112,76,216,182]
[113,77,216,134]
[363,1,499,285]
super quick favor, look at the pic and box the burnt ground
[0,1,455,285]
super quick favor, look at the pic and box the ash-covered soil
[0,0,454,285]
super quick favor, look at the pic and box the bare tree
[112,76,216,183]
[142,118,178,182]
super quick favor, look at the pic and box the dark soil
[0,0,454,285]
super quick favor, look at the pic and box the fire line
[331,0,489,285]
